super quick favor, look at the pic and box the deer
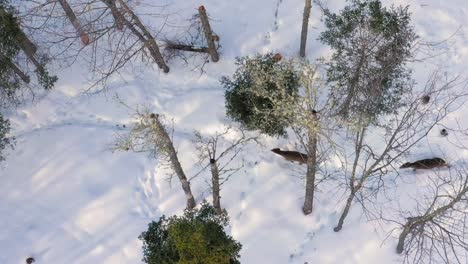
[400,158,448,171]
[271,148,308,164]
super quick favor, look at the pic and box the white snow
[1,0,468,263]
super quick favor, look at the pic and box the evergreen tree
[222,53,299,137]
[0,114,12,162]
[0,0,57,161]
[319,0,417,124]
[0,0,20,161]
[0,0,21,104]
[139,202,242,264]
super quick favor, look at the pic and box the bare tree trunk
[338,49,366,117]
[152,115,196,210]
[115,0,170,73]
[0,8,48,77]
[21,45,44,74]
[299,0,312,58]
[198,6,219,62]
[165,43,209,53]
[210,158,222,214]
[102,0,124,30]
[334,192,355,232]
[56,0,90,45]
[303,110,318,215]
[0,53,30,83]
[15,29,37,56]
[0,7,37,55]
[396,183,468,254]
[334,126,365,231]
[396,221,413,253]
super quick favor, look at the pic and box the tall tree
[113,107,196,210]
[299,0,312,58]
[332,72,468,232]
[0,0,57,161]
[319,0,416,124]
[395,168,468,264]
[222,53,300,137]
[224,56,333,215]
[193,125,258,214]
[56,0,90,45]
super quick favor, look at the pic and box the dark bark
[165,43,209,53]
[338,48,366,117]
[299,0,312,58]
[198,6,219,62]
[15,28,37,56]
[334,127,365,231]
[396,221,413,253]
[333,193,355,232]
[0,53,30,83]
[21,46,44,74]
[0,7,37,55]
[57,0,90,45]
[102,0,124,30]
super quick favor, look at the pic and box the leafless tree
[18,0,170,90]
[1,3,57,94]
[192,125,259,214]
[388,166,468,264]
[333,72,468,232]
[113,105,196,210]
[56,0,90,45]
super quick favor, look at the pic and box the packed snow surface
[1,0,468,263]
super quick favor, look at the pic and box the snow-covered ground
[1,0,468,263]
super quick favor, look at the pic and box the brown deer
[271,148,308,164]
[400,158,448,171]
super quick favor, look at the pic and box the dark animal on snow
[421,95,430,104]
[440,129,448,136]
[400,158,448,170]
[271,148,308,164]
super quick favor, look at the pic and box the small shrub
[139,202,242,264]
[222,53,299,137]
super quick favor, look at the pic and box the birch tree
[113,107,196,210]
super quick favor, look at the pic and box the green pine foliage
[36,67,58,90]
[222,53,299,137]
[319,0,417,123]
[0,113,12,162]
[0,0,19,161]
[139,202,242,264]
[0,0,21,102]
